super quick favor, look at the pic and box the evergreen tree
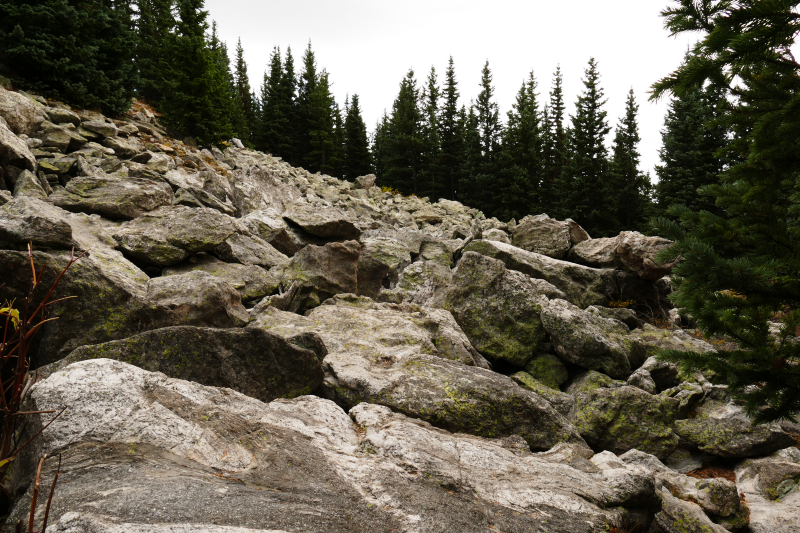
[134,0,175,104]
[419,66,443,200]
[608,89,652,231]
[496,71,543,221]
[382,70,423,195]
[0,0,137,115]
[459,103,483,210]
[655,83,729,214]
[542,66,567,214]
[295,42,318,166]
[559,58,613,236]
[258,47,284,154]
[233,38,257,145]
[304,70,339,175]
[651,0,800,422]
[439,57,463,201]
[372,111,391,181]
[343,94,373,179]
[156,0,233,144]
[277,47,297,161]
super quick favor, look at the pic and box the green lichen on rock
[674,418,796,459]
[511,371,575,417]
[523,352,569,390]
[565,370,624,395]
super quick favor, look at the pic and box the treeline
[0,0,730,237]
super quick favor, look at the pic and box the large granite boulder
[570,231,677,281]
[163,254,278,303]
[212,233,289,268]
[36,326,323,403]
[9,359,651,533]
[240,208,300,256]
[112,205,241,266]
[0,88,43,135]
[49,175,174,219]
[378,259,453,306]
[283,202,361,240]
[0,118,36,171]
[228,166,303,217]
[510,214,589,259]
[735,447,800,533]
[442,251,547,367]
[356,236,411,298]
[674,417,795,459]
[464,239,616,308]
[0,196,79,250]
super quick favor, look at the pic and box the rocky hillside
[1,86,799,533]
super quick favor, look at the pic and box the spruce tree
[608,89,652,231]
[233,38,257,146]
[497,71,543,221]
[258,47,284,154]
[343,94,373,179]
[464,61,502,214]
[277,47,297,162]
[383,70,423,195]
[419,67,443,200]
[651,0,800,422]
[459,103,483,211]
[372,111,391,182]
[439,57,463,201]
[295,42,318,166]
[542,66,567,215]
[559,58,613,236]
[0,0,137,115]
[655,83,728,215]
[304,70,339,175]
[134,0,175,104]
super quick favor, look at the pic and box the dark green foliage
[134,0,174,104]
[496,72,544,221]
[295,42,318,166]
[232,38,257,146]
[439,57,463,201]
[559,58,613,236]
[419,67,443,200]
[651,0,800,422]
[0,0,137,115]
[258,47,285,154]
[343,94,373,179]
[304,71,340,175]
[608,89,652,231]
[372,111,390,181]
[541,66,568,213]
[380,70,424,194]
[277,47,297,161]
[655,82,729,214]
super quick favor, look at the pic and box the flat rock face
[0,119,36,170]
[465,239,616,308]
[10,360,649,533]
[674,418,796,459]
[442,251,547,367]
[50,175,174,220]
[0,196,79,250]
[510,214,573,259]
[163,254,278,303]
[113,205,241,266]
[570,231,676,281]
[213,233,289,268]
[283,202,361,240]
[736,448,800,533]
[274,240,360,297]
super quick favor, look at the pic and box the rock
[0,190,12,206]
[649,489,729,533]
[641,356,681,391]
[0,196,79,250]
[0,119,36,170]
[81,118,119,138]
[36,121,87,153]
[522,352,570,390]
[0,87,42,135]
[511,371,576,417]
[228,166,302,217]
[145,151,174,173]
[50,175,173,220]
[162,254,278,303]
[9,359,644,532]
[674,418,796,459]
[565,370,625,395]
[354,174,376,189]
[572,385,680,459]
[240,208,300,256]
[570,231,677,281]
[45,107,81,126]
[356,236,412,298]
[37,156,76,177]
[627,367,657,394]
[511,214,573,259]
[213,233,289,268]
[540,299,633,379]
[566,218,591,244]
[146,271,250,328]
[38,326,323,402]
[274,240,360,299]
[419,238,453,266]
[103,136,144,158]
[378,259,453,306]
[586,305,639,330]
[283,202,361,240]
[442,252,547,367]
[736,448,800,533]
[483,228,511,244]
[12,169,47,199]
[113,206,240,266]
[465,239,616,308]
[412,206,445,225]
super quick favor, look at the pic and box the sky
[205,0,698,179]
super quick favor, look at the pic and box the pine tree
[0,0,137,115]
[156,0,233,144]
[277,47,297,162]
[608,89,652,231]
[496,71,543,221]
[134,0,175,104]
[655,83,728,215]
[372,111,391,181]
[419,67,443,200]
[383,70,423,195]
[258,47,284,154]
[343,94,373,180]
[651,0,800,422]
[233,38,257,146]
[439,57,463,201]
[295,42,318,166]
[542,66,567,215]
[459,103,483,211]
[304,70,339,175]
[559,58,612,236]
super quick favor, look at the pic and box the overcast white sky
[205,0,697,179]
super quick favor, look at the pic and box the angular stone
[419,238,453,267]
[37,157,76,175]
[45,107,81,126]
[483,228,511,244]
[240,208,300,256]
[0,119,36,170]
[413,206,445,225]
[465,239,616,308]
[0,87,42,135]
[356,236,412,298]
[565,370,625,396]
[103,136,144,158]
[112,206,240,267]
[354,174,376,189]
[0,196,79,250]
[442,252,547,367]
[50,175,173,220]
[674,418,795,458]
[81,118,119,138]
[274,240,360,296]
[213,233,289,268]
[649,489,729,533]
[586,305,639,330]
[378,259,453,306]
[145,151,174,173]
[146,271,250,328]
[12,169,47,199]
[283,202,361,240]
[511,371,576,417]
[523,352,570,390]
[163,254,278,303]
[735,448,800,533]
[37,121,86,153]
[228,166,303,217]
[570,231,677,281]
[511,214,572,259]
[40,326,323,403]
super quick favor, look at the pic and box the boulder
[586,305,639,330]
[356,236,412,298]
[442,252,547,367]
[146,271,250,328]
[9,359,645,533]
[510,214,574,259]
[377,259,453,306]
[522,352,570,390]
[37,326,323,403]
[565,370,625,395]
[0,87,42,135]
[45,107,81,126]
[464,239,616,308]
[0,119,36,170]
[483,228,511,244]
[354,174,376,189]
[283,202,361,240]
[0,196,79,250]
[145,151,174,173]
[570,231,677,281]
[213,233,289,268]
[49,175,173,220]
[674,418,796,459]
[162,254,278,303]
[36,121,87,153]
[649,489,729,533]
[735,448,800,533]
[274,240,360,297]
[240,208,300,256]
[81,118,119,138]
[572,385,680,459]
[511,371,576,417]
[419,238,453,267]
[103,136,144,158]
[228,166,302,217]
[112,206,240,266]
